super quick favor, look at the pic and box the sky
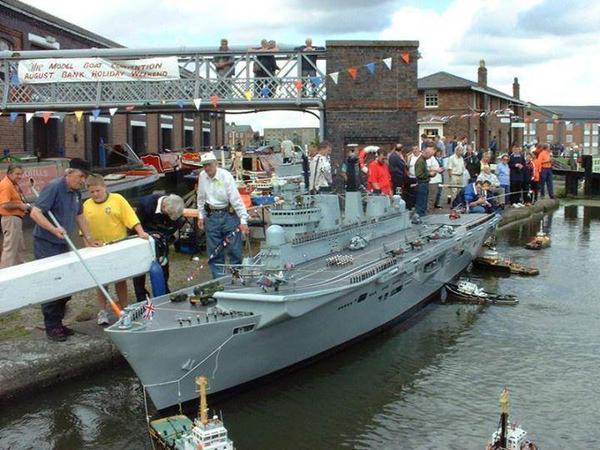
[22,0,600,132]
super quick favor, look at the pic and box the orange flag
[401,52,410,64]
[42,111,52,124]
[210,95,219,107]
[347,67,358,79]
[294,79,304,90]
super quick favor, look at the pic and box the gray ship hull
[107,213,498,410]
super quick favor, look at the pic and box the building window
[529,123,536,135]
[584,123,591,135]
[424,91,439,108]
[593,124,599,135]
[566,134,573,143]
[566,122,574,131]
[546,134,553,143]
[546,123,553,131]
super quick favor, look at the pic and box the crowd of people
[319,137,556,220]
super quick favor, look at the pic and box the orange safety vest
[538,150,552,169]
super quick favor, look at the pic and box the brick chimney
[477,59,487,87]
[512,77,520,99]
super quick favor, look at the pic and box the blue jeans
[415,182,429,216]
[206,212,243,278]
[34,239,70,332]
[469,205,486,213]
[540,168,554,198]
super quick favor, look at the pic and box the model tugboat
[445,279,518,305]
[525,221,551,250]
[486,387,538,450]
[474,249,539,276]
[149,376,234,450]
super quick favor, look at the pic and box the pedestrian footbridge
[0,46,326,112]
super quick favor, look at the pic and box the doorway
[90,122,109,166]
[131,126,146,154]
[32,118,59,158]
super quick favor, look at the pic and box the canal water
[1,203,599,450]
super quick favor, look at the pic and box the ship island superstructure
[107,176,500,410]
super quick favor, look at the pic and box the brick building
[0,0,224,165]
[325,40,419,165]
[225,122,254,150]
[526,106,600,155]
[417,60,526,153]
[263,127,318,147]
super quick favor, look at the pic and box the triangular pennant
[176,99,185,109]
[294,79,304,90]
[210,95,219,107]
[244,90,253,101]
[383,57,393,70]
[260,87,270,98]
[160,99,166,105]
[480,112,486,117]
[365,63,376,75]
[25,112,34,123]
[329,72,339,84]
[92,109,101,119]
[309,76,322,87]
[109,107,118,116]
[9,112,18,123]
[347,67,358,79]
[42,111,52,124]
[125,105,135,112]
[400,53,410,64]
[193,98,202,110]
[9,73,19,85]
[56,112,65,122]
[74,111,84,122]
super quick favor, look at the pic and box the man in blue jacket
[463,180,490,213]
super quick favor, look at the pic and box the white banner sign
[500,117,511,123]
[511,122,526,128]
[18,57,180,84]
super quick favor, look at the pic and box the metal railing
[0,46,327,111]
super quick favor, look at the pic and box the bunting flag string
[74,111,83,122]
[329,72,339,84]
[347,67,358,79]
[125,105,135,112]
[365,62,376,75]
[309,75,322,86]
[25,113,34,123]
[109,107,118,116]
[91,109,101,120]
[210,95,219,107]
[244,90,253,101]
[42,111,52,124]
[9,112,18,123]
[383,57,393,70]
[400,52,410,64]
[193,98,202,110]
[294,79,304,90]
[175,99,185,109]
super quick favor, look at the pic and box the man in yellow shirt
[83,175,149,325]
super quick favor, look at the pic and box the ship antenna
[196,376,209,425]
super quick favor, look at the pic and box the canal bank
[0,199,560,402]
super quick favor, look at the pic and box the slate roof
[0,0,121,48]
[540,106,600,121]
[418,71,526,105]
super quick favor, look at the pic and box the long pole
[30,179,123,318]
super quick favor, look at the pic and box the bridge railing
[0,46,327,111]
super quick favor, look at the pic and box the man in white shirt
[426,151,443,212]
[447,145,466,200]
[197,152,249,278]
[281,139,295,163]
[477,164,505,206]
[309,141,333,193]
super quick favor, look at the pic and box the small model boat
[474,249,539,276]
[524,232,551,250]
[525,221,551,250]
[446,279,518,305]
[486,387,538,450]
[149,376,235,450]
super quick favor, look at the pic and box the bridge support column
[319,108,326,142]
[324,40,420,166]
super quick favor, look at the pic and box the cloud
[516,0,600,36]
